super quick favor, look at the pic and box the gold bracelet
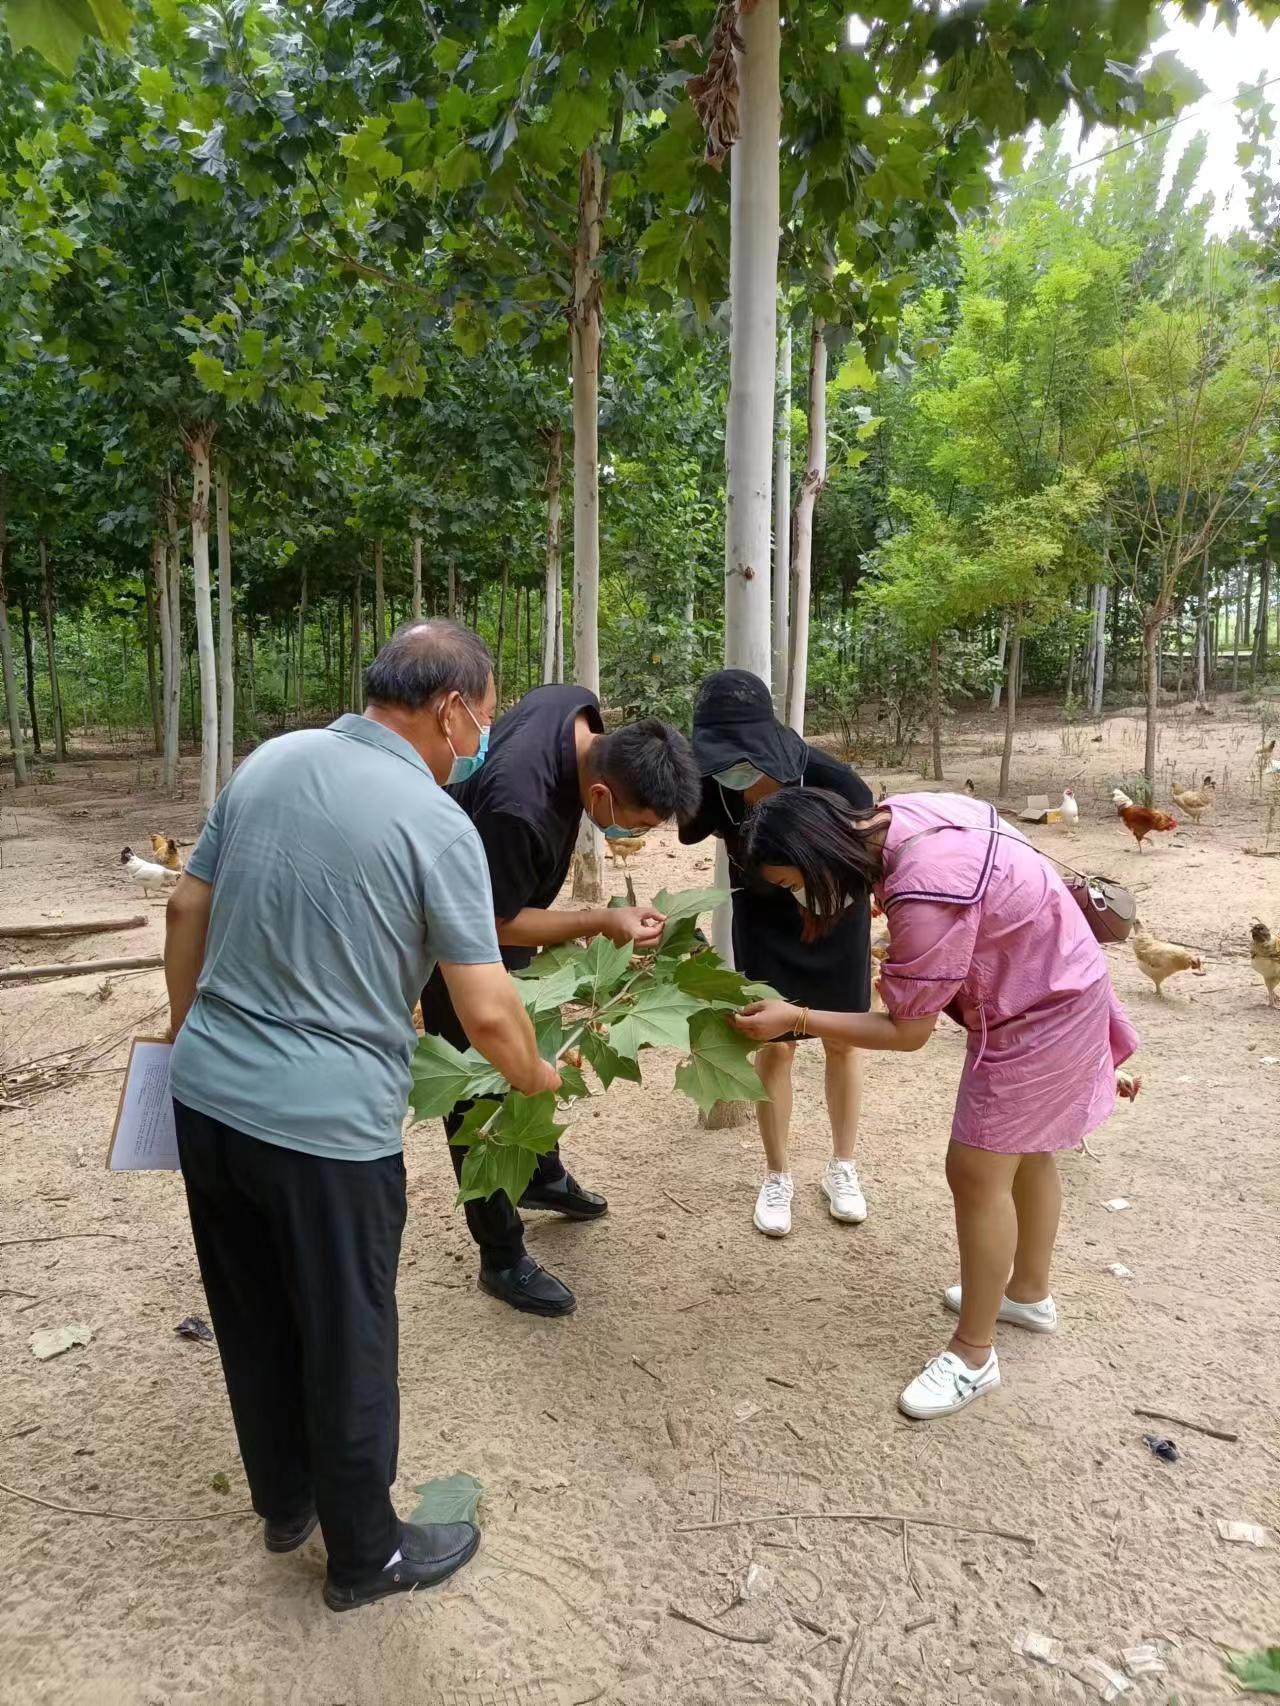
[796,1006,809,1038]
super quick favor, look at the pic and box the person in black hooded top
[680,669,873,1239]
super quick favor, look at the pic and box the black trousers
[423,969,565,1269]
[174,1101,406,1585]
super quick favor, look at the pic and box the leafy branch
[406,886,772,1207]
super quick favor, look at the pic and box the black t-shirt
[439,683,602,974]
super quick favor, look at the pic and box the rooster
[1171,778,1214,825]
[1258,739,1276,766]
[1250,922,1280,1008]
[1112,787,1134,810]
[148,833,183,871]
[119,847,180,899]
[1132,919,1202,996]
[1115,799,1178,851]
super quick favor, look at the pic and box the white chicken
[1052,787,1079,830]
[120,846,180,899]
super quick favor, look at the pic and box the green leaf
[573,936,634,1006]
[190,349,227,392]
[652,887,730,930]
[674,1011,766,1114]
[457,1048,507,1099]
[410,1471,481,1527]
[515,944,583,978]
[408,1033,479,1120]
[672,954,752,1007]
[607,984,700,1058]
[580,1028,642,1090]
[1228,1648,1280,1694]
[456,1133,538,1207]
[655,917,702,960]
[555,1063,590,1102]
[240,328,265,368]
[533,1007,565,1062]
[446,1098,502,1146]
[5,0,130,74]
[491,1090,565,1155]
[516,958,584,1013]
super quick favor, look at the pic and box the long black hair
[739,787,885,940]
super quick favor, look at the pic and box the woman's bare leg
[755,1041,797,1173]
[1007,1153,1061,1303]
[945,1143,1022,1368]
[822,1038,863,1160]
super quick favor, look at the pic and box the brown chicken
[1116,802,1178,851]
[1250,922,1280,1008]
[1171,778,1214,825]
[606,836,646,868]
[1132,919,1202,996]
[148,833,183,871]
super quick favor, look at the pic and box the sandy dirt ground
[1,697,1278,1706]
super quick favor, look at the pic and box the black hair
[592,719,702,823]
[739,787,884,941]
[364,619,492,710]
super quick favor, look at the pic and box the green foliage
[410,888,765,1207]
[1227,1647,1280,1694]
[409,1472,482,1527]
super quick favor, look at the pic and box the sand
[1,698,1278,1706]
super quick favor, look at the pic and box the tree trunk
[724,0,781,696]
[20,595,40,754]
[350,576,364,712]
[571,146,605,903]
[929,635,943,782]
[245,618,257,724]
[215,457,234,789]
[998,627,1021,797]
[144,568,162,754]
[542,425,564,684]
[495,560,510,704]
[991,617,1008,711]
[785,305,829,735]
[1143,615,1161,789]
[1233,567,1244,692]
[772,318,792,713]
[411,533,423,620]
[0,478,27,784]
[1255,538,1272,676]
[39,538,66,761]
[1091,582,1108,714]
[187,431,219,815]
[373,539,386,648]
[164,490,182,793]
[1194,551,1209,707]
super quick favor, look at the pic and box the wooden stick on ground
[0,954,163,986]
[1133,1407,1239,1443]
[674,1509,1035,1547]
[661,1189,699,1216]
[667,1606,772,1645]
[0,915,146,940]
[0,1233,126,1249]
[0,1478,254,1523]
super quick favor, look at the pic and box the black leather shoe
[323,1520,480,1613]
[518,1171,608,1219]
[264,1508,318,1554]
[479,1254,577,1317]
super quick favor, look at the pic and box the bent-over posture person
[165,621,557,1611]
[731,788,1140,1421]
[420,685,700,1317]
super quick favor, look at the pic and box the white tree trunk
[447,561,457,620]
[164,491,182,793]
[296,563,308,717]
[723,0,781,691]
[188,433,219,816]
[373,539,386,648]
[215,458,234,789]
[542,425,564,684]
[998,626,1021,797]
[991,617,1008,711]
[571,146,605,903]
[771,319,792,713]
[350,576,364,711]
[0,479,26,785]
[411,533,423,620]
[555,573,564,682]
[1091,582,1108,714]
[785,309,828,735]
[39,538,66,761]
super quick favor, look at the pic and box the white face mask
[714,761,764,791]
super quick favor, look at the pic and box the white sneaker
[899,1348,1000,1420]
[753,1171,793,1237]
[943,1286,1057,1333]
[821,1158,867,1223]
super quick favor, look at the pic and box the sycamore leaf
[656,916,703,959]
[457,1139,538,1208]
[533,1007,565,1062]
[556,1063,590,1102]
[674,1011,767,1114]
[410,1471,481,1527]
[457,1048,507,1099]
[517,958,584,1012]
[652,886,730,926]
[515,943,583,978]
[672,954,752,1007]
[580,1027,642,1090]
[607,985,701,1058]
[408,1033,498,1120]
[1228,1648,1280,1694]
[5,0,131,74]
[490,1090,565,1155]
[573,936,634,1006]
[446,1098,502,1147]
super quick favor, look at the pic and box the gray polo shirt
[170,714,501,1162]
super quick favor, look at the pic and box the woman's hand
[731,999,801,1041]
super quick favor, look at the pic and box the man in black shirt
[420,685,700,1317]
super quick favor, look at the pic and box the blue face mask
[714,761,764,791]
[445,699,489,785]
[596,785,649,841]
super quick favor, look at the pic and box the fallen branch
[764,1374,797,1389]
[631,1356,662,1383]
[661,1189,699,1216]
[0,1233,126,1249]
[1132,1407,1238,1443]
[902,1519,923,1600]
[905,1612,936,1634]
[0,953,163,985]
[667,1605,772,1645]
[792,1613,829,1638]
[0,915,146,940]
[674,1509,1035,1547]
[0,1479,254,1522]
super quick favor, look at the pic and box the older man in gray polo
[164,619,555,1613]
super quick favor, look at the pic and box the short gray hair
[364,619,492,709]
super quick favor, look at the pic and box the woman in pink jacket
[732,788,1140,1422]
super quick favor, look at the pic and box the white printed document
[107,1038,180,1171]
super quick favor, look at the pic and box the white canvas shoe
[943,1286,1057,1333]
[899,1348,1000,1420]
[821,1158,867,1223]
[753,1171,793,1237]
